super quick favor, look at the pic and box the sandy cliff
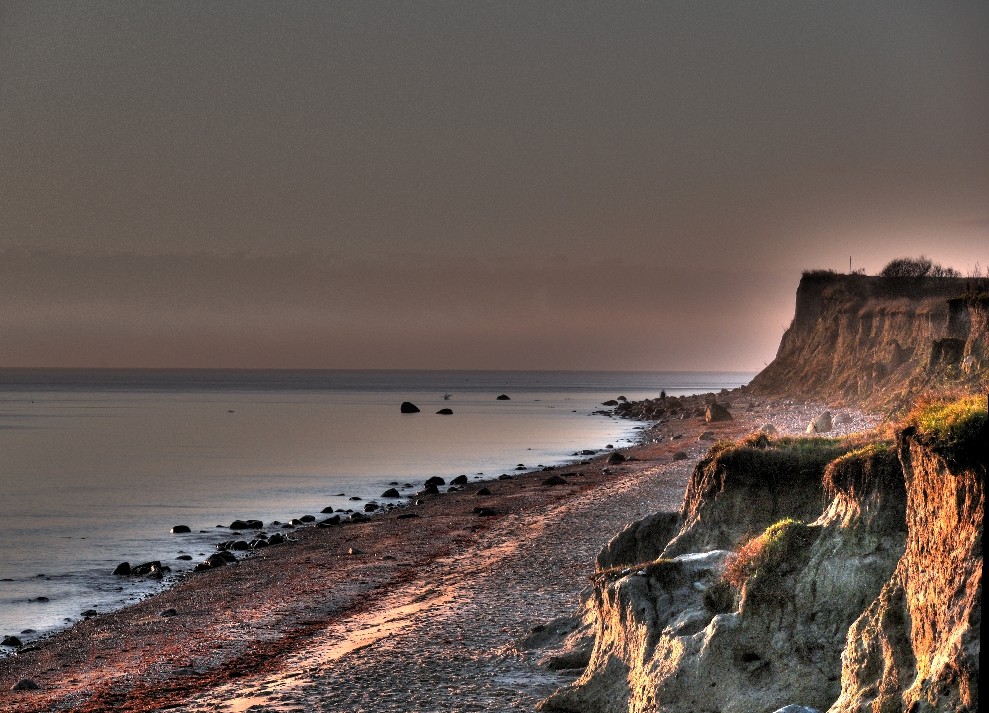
[747,273,988,410]
[541,276,985,713]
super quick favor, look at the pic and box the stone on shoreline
[381,488,402,498]
[2,635,23,648]
[705,402,732,422]
[400,401,420,413]
[806,411,833,433]
[11,678,40,691]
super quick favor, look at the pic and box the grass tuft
[910,394,986,447]
[722,518,815,591]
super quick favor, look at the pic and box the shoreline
[0,401,652,649]
[0,391,879,711]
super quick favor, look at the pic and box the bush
[880,255,961,278]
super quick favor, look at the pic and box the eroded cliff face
[831,427,984,713]
[747,274,988,410]
[540,409,984,713]
[542,443,909,713]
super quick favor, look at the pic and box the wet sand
[0,395,878,712]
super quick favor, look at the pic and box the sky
[1,1,987,372]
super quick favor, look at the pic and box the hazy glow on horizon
[1,2,986,371]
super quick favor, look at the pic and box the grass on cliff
[910,394,986,447]
[705,433,853,483]
[720,518,817,607]
[907,394,987,467]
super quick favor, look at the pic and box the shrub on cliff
[722,518,817,607]
[880,255,961,278]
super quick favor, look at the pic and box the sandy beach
[0,393,878,712]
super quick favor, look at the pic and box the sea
[0,369,754,648]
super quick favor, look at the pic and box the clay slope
[746,274,988,411]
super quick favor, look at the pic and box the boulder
[112,562,131,576]
[705,402,733,422]
[606,452,626,465]
[542,474,568,486]
[381,488,402,498]
[170,525,191,534]
[2,635,23,648]
[130,561,164,576]
[10,678,40,691]
[451,474,469,485]
[400,401,420,413]
[435,408,453,415]
[424,476,446,487]
[496,394,511,400]
[476,487,492,496]
[806,411,833,434]
[204,554,228,568]
[672,451,689,461]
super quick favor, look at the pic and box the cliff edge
[746,273,988,411]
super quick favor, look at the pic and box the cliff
[541,399,984,713]
[539,272,986,713]
[747,273,988,411]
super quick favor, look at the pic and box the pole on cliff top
[849,256,852,274]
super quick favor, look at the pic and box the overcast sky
[1,1,986,371]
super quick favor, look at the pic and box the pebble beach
[0,393,879,712]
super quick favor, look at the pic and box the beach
[0,393,878,712]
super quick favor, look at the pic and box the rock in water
[435,408,453,415]
[806,411,833,433]
[170,525,191,534]
[2,635,23,648]
[381,488,401,498]
[496,394,511,400]
[112,562,131,576]
[400,401,420,413]
[705,402,732,422]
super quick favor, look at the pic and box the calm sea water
[0,369,753,646]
